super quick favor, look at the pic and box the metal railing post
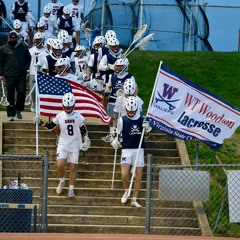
[41,151,49,232]
[145,154,152,234]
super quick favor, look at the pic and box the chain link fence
[145,155,240,238]
[86,1,240,52]
[0,152,49,233]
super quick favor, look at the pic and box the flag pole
[35,68,40,155]
[127,61,163,197]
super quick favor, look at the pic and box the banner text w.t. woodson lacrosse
[146,63,240,149]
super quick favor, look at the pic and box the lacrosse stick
[124,24,147,56]
[124,33,154,58]
[25,83,35,105]
[0,81,9,106]
[111,89,124,189]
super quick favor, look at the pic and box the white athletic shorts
[57,149,79,164]
[120,148,144,167]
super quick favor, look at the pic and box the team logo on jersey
[153,83,180,113]
[129,125,141,135]
[121,157,126,163]
[64,22,71,28]
[115,80,123,88]
[17,7,25,14]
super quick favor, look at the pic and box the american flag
[37,72,111,124]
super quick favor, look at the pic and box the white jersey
[67,3,84,20]
[39,15,57,38]
[53,110,85,152]
[114,95,143,117]
[67,3,84,31]
[46,2,64,20]
[29,46,47,74]
[36,50,49,70]
[74,55,88,77]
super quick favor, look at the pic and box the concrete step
[46,224,201,235]
[2,145,179,157]
[3,136,177,149]
[1,154,181,166]
[47,214,198,227]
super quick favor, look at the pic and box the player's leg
[56,150,67,194]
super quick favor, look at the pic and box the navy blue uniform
[121,115,145,149]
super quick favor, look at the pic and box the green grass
[128,51,240,237]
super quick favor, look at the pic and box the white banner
[146,63,240,149]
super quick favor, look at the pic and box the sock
[69,185,74,190]
[132,197,137,202]
[60,177,65,183]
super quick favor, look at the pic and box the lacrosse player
[101,58,135,143]
[28,32,46,112]
[113,78,143,127]
[37,92,90,198]
[111,96,151,208]
[46,0,64,20]
[66,0,85,46]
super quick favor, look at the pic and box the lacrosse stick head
[0,96,9,106]
[116,89,124,98]
[25,94,31,105]
[84,28,91,41]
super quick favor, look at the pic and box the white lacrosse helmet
[46,37,54,47]
[125,96,138,112]
[107,37,119,47]
[74,45,86,57]
[124,78,136,95]
[13,19,21,29]
[62,92,75,113]
[63,6,71,15]
[33,32,45,47]
[55,57,71,75]
[105,30,116,42]
[74,45,86,52]
[108,37,120,56]
[44,5,51,14]
[37,19,46,29]
[92,36,103,49]
[98,35,106,45]
[50,38,63,59]
[58,30,69,44]
[114,57,129,75]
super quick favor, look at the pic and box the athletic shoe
[31,103,36,112]
[9,117,14,121]
[101,133,112,143]
[56,181,65,194]
[121,191,128,204]
[68,188,75,198]
[16,110,22,119]
[131,200,142,208]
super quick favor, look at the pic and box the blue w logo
[154,83,180,110]
[162,83,179,99]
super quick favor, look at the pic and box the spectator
[37,92,90,198]
[0,31,31,121]
[0,0,7,27]
[111,96,152,208]
[67,0,85,47]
